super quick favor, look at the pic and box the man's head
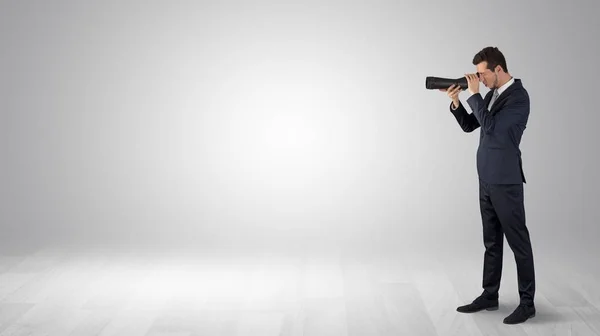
[472,46,510,89]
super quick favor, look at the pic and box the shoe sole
[457,305,499,313]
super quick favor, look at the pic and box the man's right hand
[439,84,461,109]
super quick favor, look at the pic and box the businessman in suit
[441,47,536,324]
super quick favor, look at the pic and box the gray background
[1,0,599,261]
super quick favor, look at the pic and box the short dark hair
[472,46,508,72]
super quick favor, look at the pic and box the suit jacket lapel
[490,92,503,115]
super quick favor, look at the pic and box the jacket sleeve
[466,92,529,135]
[449,101,480,133]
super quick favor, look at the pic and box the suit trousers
[478,179,535,306]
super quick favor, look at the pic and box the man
[441,46,536,324]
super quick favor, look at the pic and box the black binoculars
[425,73,479,90]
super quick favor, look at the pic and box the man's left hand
[464,73,479,95]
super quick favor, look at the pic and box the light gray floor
[1,244,599,336]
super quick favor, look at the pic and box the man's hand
[464,73,479,95]
[440,84,461,109]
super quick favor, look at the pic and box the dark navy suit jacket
[450,78,529,184]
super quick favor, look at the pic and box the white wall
[1,0,599,257]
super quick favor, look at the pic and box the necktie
[489,89,499,109]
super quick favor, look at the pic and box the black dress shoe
[456,296,499,313]
[503,304,535,324]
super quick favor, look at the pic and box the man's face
[476,61,498,89]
